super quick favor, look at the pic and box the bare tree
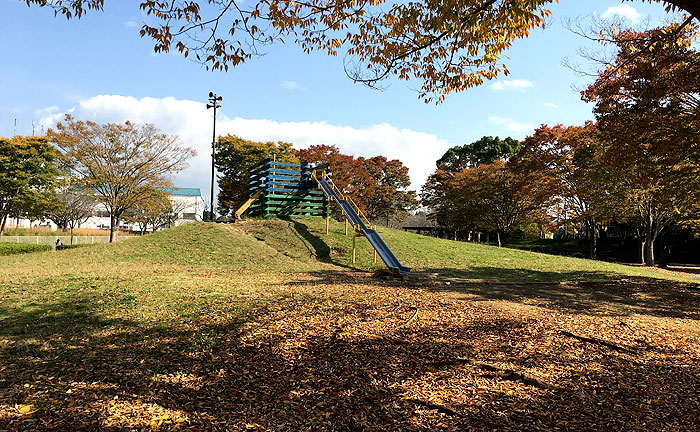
[48,177,94,244]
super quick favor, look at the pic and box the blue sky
[1,0,678,196]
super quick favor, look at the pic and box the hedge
[0,243,53,256]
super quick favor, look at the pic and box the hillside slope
[1,219,694,285]
[237,218,694,283]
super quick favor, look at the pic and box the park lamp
[207,92,223,221]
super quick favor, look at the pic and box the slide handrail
[311,168,410,274]
[310,169,373,230]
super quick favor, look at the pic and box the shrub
[56,244,90,251]
[0,243,53,256]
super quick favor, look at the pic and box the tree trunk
[109,213,116,243]
[588,220,597,260]
[70,226,74,245]
[0,213,7,236]
[497,231,502,247]
[658,238,669,268]
[645,231,655,267]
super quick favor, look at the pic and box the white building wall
[171,194,205,226]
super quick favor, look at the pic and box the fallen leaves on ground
[1,274,699,431]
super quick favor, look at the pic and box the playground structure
[236,160,328,218]
[235,160,410,274]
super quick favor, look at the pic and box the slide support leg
[352,235,356,264]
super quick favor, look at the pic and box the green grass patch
[0,242,53,256]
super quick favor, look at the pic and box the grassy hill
[1,219,699,431]
[236,218,694,282]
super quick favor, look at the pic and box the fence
[0,235,133,246]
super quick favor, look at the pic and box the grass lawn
[1,220,699,431]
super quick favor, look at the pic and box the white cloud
[488,116,534,135]
[33,105,60,118]
[602,5,641,22]
[491,79,534,92]
[280,81,307,91]
[124,20,139,28]
[39,95,454,195]
[546,102,559,109]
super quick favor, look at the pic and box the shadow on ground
[289,267,700,320]
[1,290,699,431]
[0,286,700,431]
[285,217,333,263]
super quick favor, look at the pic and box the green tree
[215,136,299,218]
[21,1,700,102]
[0,136,60,235]
[437,136,522,172]
[48,116,195,242]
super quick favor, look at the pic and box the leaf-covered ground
[1,221,699,431]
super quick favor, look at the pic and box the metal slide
[313,172,411,274]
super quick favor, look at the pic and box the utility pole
[207,92,222,221]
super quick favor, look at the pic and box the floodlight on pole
[207,92,222,221]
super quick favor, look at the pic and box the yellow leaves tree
[21,1,700,102]
[48,116,196,242]
[123,188,174,235]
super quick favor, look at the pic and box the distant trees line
[1,117,195,242]
[422,24,700,267]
